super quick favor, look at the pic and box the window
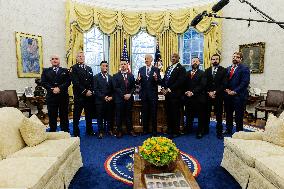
[84,27,109,75]
[180,28,204,70]
[131,31,156,76]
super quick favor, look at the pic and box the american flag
[154,41,163,69]
[121,38,131,73]
[154,41,161,63]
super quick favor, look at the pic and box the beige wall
[0,0,283,92]
[0,0,66,92]
[222,0,284,91]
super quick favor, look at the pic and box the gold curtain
[109,30,131,74]
[66,0,222,71]
[158,31,179,71]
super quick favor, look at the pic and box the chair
[255,90,284,120]
[0,90,32,117]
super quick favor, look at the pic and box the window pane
[131,31,155,76]
[84,27,107,75]
[181,28,204,70]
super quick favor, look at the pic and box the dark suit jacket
[70,64,94,99]
[112,72,135,103]
[93,73,113,104]
[184,69,207,103]
[137,66,161,101]
[162,63,186,98]
[226,63,250,99]
[204,66,227,98]
[41,67,70,102]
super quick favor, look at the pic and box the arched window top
[84,27,109,75]
[180,28,204,71]
[131,31,156,76]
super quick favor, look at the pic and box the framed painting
[16,32,43,77]
[239,42,265,73]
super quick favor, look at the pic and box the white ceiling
[74,0,217,11]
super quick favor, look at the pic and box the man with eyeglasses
[41,55,71,132]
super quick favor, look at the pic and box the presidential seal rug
[104,147,201,185]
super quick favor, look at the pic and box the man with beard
[94,61,114,139]
[113,59,136,138]
[161,53,186,138]
[184,57,207,139]
[204,54,227,139]
[224,52,250,134]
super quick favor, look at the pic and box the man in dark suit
[41,55,71,132]
[136,54,161,136]
[161,53,186,138]
[113,59,136,138]
[224,52,250,134]
[184,57,207,139]
[204,54,227,139]
[70,51,95,137]
[94,61,113,139]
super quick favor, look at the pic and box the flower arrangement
[139,137,179,166]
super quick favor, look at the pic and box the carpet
[65,118,251,189]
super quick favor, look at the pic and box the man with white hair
[136,54,161,136]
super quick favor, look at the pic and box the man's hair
[233,52,243,59]
[76,51,84,57]
[120,58,127,62]
[191,56,200,60]
[100,60,108,65]
[211,53,221,60]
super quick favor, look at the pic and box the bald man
[161,53,186,138]
[41,55,71,132]
[137,54,161,136]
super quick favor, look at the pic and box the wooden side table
[133,152,200,189]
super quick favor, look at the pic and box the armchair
[255,90,284,120]
[0,90,32,117]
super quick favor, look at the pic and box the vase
[143,160,177,174]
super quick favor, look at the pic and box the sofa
[221,113,284,189]
[0,107,83,189]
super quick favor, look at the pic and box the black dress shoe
[217,134,224,139]
[98,132,103,139]
[223,130,232,135]
[116,132,122,138]
[196,133,203,139]
[87,132,95,136]
[130,131,137,137]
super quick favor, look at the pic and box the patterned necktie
[53,67,58,74]
[123,73,128,89]
[191,70,196,79]
[229,65,236,79]
[165,66,173,85]
[146,67,150,78]
[213,67,218,78]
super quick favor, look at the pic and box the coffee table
[133,152,200,189]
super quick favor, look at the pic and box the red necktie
[123,73,128,92]
[191,70,196,79]
[229,66,235,79]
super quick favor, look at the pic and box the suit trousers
[96,101,114,133]
[224,95,246,132]
[73,96,94,135]
[115,100,133,133]
[207,97,224,135]
[141,98,158,134]
[165,96,181,135]
[47,97,69,132]
[185,98,207,135]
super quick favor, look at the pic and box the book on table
[144,171,191,189]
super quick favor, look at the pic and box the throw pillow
[19,116,47,147]
[263,114,284,147]
[278,111,284,121]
